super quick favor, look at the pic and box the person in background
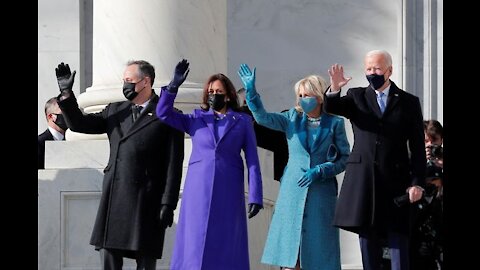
[237,87,289,181]
[55,61,184,270]
[325,49,426,270]
[156,59,263,270]
[409,119,443,270]
[238,63,350,270]
[38,97,67,169]
[424,120,443,171]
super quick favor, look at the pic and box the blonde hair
[294,75,328,112]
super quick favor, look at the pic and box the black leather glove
[167,59,190,93]
[159,204,174,229]
[56,62,77,91]
[55,62,77,100]
[247,203,262,219]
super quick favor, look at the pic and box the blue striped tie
[377,92,386,114]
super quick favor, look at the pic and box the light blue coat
[247,94,350,270]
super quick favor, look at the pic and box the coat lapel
[217,110,241,144]
[295,112,309,153]
[117,101,134,137]
[383,82,401,116]
[310,114,332,152]
[200,109,216,143]
[365,86,383,118]
[123,94,160,139]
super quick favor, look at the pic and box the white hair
[365,50,392,66]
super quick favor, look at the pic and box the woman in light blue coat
[238,64,350,270]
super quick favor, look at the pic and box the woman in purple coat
[156,59,263,270]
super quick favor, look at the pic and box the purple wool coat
[156,88,263,270]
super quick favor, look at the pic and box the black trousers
[100,248,157,270]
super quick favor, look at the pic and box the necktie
[377,92,386,114]
[132,105,142,122]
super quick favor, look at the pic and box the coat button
[376,141,380,145]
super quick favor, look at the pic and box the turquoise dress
[247,94,350,270]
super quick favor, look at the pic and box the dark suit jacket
[58,92,184,258]
[240,106,288,181]
[324,81,426,234]
[38,129,55,169]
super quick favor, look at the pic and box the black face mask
[123,82,138,101]
[54,114,68,131]
[208,94,227,111]
[366,74,386,90]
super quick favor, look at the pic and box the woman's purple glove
[168,59,190,92]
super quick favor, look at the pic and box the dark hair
[424,119,443,140]
[126,60,155,86]
[200,73,240,111]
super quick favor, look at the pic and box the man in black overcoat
[325,50,426,270]
[55,61,184,270]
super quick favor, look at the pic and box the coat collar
[218,110,242,144]
[366,85,383,118]
[200,108,242,145]
[295,111,333,154]
[122,92,160,140]
[200,109,216,143]
[118,101,134,136]
[365,80,402,118]
[297,112,309,151]
[383,81,401,115]
[310,113,333,151]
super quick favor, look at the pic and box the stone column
[401,0,443,123]
[67,0,227,140]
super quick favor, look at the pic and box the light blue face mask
[299,96,318,113]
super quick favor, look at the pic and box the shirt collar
[136,99,151,113]
[374,84,391,97]
[48,126,65,141]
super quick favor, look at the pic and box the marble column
[67,0,227,140]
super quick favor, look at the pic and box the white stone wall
[37,0,444,143]
[227,0,401,113]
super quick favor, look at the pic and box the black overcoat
[324,81,426,234]
[38,129,54,169]
[58,92,184,258]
